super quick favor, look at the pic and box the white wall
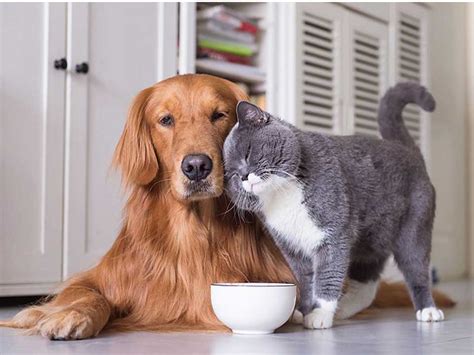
[429,3,468,279]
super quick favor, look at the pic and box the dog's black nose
[181,154,213,181]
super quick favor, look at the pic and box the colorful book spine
[197,35,256,57]
[197,20,256,44]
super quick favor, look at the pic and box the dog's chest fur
[258,179,326,256]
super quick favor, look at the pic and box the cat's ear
[236,101,268,127]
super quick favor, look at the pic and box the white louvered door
[290,4,428,154]
[390,3,430,158]
[344,13,388,137]
[290,4,389,137]
[293,3,344,134]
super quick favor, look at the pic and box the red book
[239,21,258,35]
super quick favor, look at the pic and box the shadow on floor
[0,295,48,308]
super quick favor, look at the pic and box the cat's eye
[211,111,227,122]
[159,115,174,127]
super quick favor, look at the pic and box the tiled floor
[0,280,472,355]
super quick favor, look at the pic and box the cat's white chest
[257,178,326,256]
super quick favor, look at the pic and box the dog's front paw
[35,309,96,340]
[290,309,303,324]
[416,307,445,322]
[303,308,334,329]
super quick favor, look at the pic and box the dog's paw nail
[51,336,66,341]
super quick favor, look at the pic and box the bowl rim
[211,282,296,287]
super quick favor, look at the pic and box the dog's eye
[211,111,227,122]
[160,115,174,127]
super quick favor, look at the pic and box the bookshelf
[180,2,279,112]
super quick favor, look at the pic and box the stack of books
[196,5,265,84]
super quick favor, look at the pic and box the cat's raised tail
[377,82,435,147]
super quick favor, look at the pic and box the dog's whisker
[149,177,173,190]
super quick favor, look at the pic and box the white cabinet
[63,3,173,277]
[282,2,429,153]
[291,3,345,134]
[0,3,178,295]
[0,3,66,288]
[344,12,389,137]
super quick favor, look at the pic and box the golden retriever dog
[1,74,294,339]
[1,74,453,340]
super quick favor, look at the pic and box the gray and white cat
[223,83,444,329]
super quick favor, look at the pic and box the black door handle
[54,58,67,70]
[75,62,89,74]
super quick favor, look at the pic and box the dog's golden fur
[0,74,453,339]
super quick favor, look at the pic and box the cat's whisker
[235,191,246,223]
[223,188,250,220]
[221,188,236,213]
[252,168,303,192]
[267,168,307,188]
[219,199,237,217]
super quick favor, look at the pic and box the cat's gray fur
[223,83,442,326]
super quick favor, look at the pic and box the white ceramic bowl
[210,283,296,335]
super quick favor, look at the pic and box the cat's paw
[290,309,303,324]
[416,307,444,322]
[303,308,334,329]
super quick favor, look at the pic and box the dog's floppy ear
[113,86,158,186]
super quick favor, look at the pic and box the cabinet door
[343,12,389,136]
[289,3,388,136]
[64,3,177,277]
[291,3,345,134]
[0,4,66,284]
